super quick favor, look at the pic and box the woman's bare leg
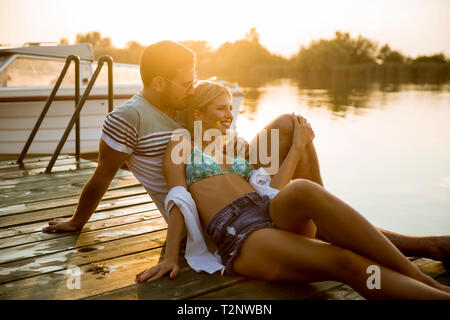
[233,228,450,299]
[269,179,450,293]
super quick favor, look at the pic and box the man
[43,40,449,268]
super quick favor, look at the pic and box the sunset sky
[1,0,449,58]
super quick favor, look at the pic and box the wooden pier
[0,155,448,300]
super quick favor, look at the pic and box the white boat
[0,43,243,155]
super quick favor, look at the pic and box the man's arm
[42,139,130,232]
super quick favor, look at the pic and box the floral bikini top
[186,145,253,186]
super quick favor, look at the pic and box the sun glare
[0,0,449,57]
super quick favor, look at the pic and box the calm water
[235,78,450,236]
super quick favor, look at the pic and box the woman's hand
[136,258,179,282]
[291,113,315,150]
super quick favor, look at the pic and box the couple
[43,41,450,299]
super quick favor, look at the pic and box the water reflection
[242,78,378,118]
[241,87,263,116]
[241,77,449,119]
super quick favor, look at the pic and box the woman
[136,81,450,299]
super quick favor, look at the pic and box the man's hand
[42,217,82,233]
[41,139,130,234]
[136,258,179,282]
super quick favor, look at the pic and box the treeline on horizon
[62,28,450,85]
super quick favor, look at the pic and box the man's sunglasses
[165,78,197,91]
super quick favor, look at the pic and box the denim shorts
[205,192,275,275]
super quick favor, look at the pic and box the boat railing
[17,55,80,166]
[17,55,114,173]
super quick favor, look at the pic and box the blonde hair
[186,80,232,133]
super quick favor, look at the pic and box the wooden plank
[0,167,131,191]
[0,201,156,239]
[0,185,148,217]
[0,194,152,228]
[0,161,98,179]
[0,174,140,207]
[0,167,96,187]
[0,248,165,299]
[0,204,159,248]
[87,266,246,300]
[0,171,91,193]
[83,247,246,301]
[0,222,167,283]
[190,279,343,300]
[306,284,365,300]
[0,157,90,173]
[0,156,72,168]
[0,248,245,300]
[0,217,167,265]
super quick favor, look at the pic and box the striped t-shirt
[101,92,183,222]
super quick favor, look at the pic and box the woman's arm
[136,137,189,282]
[270,113,315,190]
[161,137,190,260]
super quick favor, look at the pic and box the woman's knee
[271,179,319,214]
[289,179,321,202]
[272,113,294,139]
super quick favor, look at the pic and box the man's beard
[161,87,181,110]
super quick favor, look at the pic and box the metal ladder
[17,55,114,173]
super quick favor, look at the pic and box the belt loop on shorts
[217,203,239,243]
[245,192,266,211]
[228,203,240,224]
[216,203,240,243]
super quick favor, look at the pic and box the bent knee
[272,113,294,137]
[290,179,321,201]
[274,113,294,127]
[271,179,320,211]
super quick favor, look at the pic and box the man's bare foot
[420,272,450,294]
[442,256,450,271]
[42,217,82,233]
[429,236,450,269]
[437,283,450,294]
